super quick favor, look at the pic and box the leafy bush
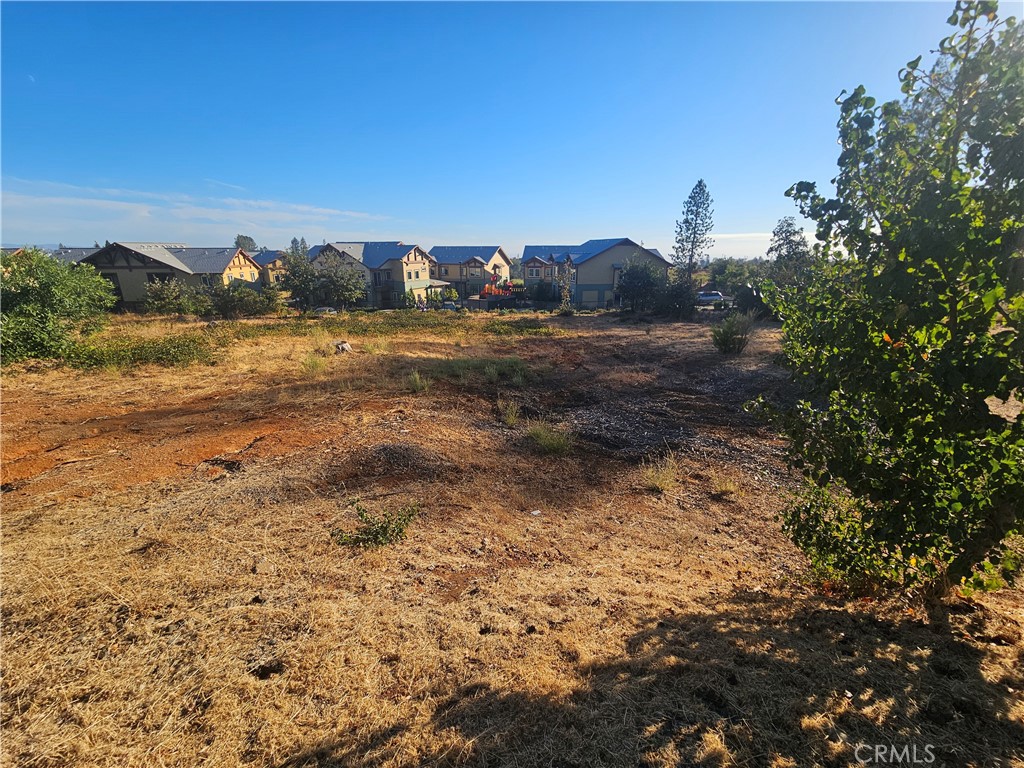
[1,248,116,363]
[765,3,1023,592]
[653,273,696,320]
[617,261,665,312]
[209,283,281,319]
[710,312,755,354]
[144,279,213,316]
[332,503,419,548]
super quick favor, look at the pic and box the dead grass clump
[709,470,741,499]
[639,451,681,494]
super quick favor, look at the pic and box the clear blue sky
[2,1,954,259]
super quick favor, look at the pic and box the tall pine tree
[673,179,715,282]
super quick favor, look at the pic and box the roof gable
[168,247,258,275]
[428,245,503,265]
[85,242,195,274]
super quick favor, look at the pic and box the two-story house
[311,242,443,308]
[522,238,670,308]
[427,246,511,299]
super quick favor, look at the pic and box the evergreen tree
[673,179,715,282]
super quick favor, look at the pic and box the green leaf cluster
[767,1,1023,592]
[1,248,116,363]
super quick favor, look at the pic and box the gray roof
[84,242,195,274]
[51,247,99,264]
[167,247,256,275]
[428,245,504,265]
[321,242,417,270]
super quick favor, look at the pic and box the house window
[460,267,467,277]
[544,268,552,277]
[202,275,212,287]
[392,291,400,302]
[415,270,420,280]
[407,271,412,280]
[146,272,173,283]
[250,272,256,281]
[469,268,481,277]
[384,270,391,281]
[441,267,449,277]
[274,274,283,283]
[527,267,540,278]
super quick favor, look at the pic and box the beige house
[522,238,669,308]
[311,242,443,308]
[81,242,263,307]
[427,246,511,299]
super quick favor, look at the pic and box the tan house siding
[575,244,668,308]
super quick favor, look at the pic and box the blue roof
[319,242,417,269]
[428,246,502,264]
[250,249,285,266]
[523,238,670,265]
[307,244,323,260]
[522,245,575,262]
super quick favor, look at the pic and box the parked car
[312,306,337,315]
[696,291,725,306]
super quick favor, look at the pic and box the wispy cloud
[1,178,390,247]
[203,178,247,192]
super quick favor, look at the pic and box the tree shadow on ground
[423,592,1024,767]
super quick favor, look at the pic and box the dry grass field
[2,311,1022,767]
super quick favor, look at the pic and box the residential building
[81,242,263,307]
[522,238,670,308]
[427,246,511,299]
[312,242,443,308]
[50,247,100,264]
[251,250,287,286]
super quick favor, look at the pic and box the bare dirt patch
[2,313,1021,767]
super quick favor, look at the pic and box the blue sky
[2,1,953,259]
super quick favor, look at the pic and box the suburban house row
[50,238,669,310]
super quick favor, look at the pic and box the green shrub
[526,421,574,455]
[481,317,553,336]
[209,282,281,319]
[1,248,116,363]
[144,279,213,316]
[332,503,419,548]
[70,332,216,369]
[711,312,755,354]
